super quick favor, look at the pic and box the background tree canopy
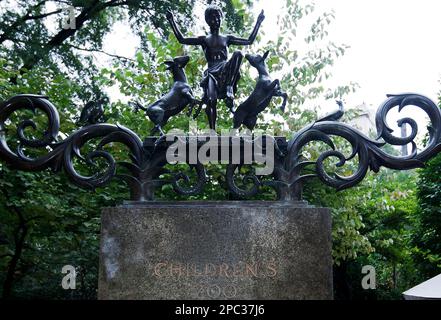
[0,0,439,300]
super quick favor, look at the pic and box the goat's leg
[274,90,288,112]
[187,100,194,117]
[158,116,170,135]
[150,124,160,136]
[147,105,165,136]
[191,99,204,119]
[267,79,287,111]
[268,79,280,91]
[150,122,166,136]
[182,89,196,102]
[131,101,148,112]
[233,111,245,130]
[182,90,198,117]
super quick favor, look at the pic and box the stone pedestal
[98,201,333,300]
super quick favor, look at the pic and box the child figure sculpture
[166,5,265,130]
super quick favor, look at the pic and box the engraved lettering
[154,263,167,277]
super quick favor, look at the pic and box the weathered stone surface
[98,201,333,300]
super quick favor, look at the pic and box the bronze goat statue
[233,51,287,131]
[131,56,201,135]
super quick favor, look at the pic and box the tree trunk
[2,208,27,299]
[333,261,352,300]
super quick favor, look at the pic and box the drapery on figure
[166,5,265,129]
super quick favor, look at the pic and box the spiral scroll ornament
[270,93,441,201]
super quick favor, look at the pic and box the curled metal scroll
[225,135,286,199]
[226,164,261,198]
[170,163,207,196]
[274,93,441,201]
[0,94,206,201]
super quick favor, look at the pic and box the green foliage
[305,168,423,300]
[0,55,128,298]
[413,136,441,278]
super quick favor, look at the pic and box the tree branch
[104,0,130,8]
[51,0,72,5]
[9,0,154,80]
[0,0,48,44]
[68,44,135,62]
[28,9,63,20]
[2,205,28,299]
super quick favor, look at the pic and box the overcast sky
[252,0,441,135]
[250,0,439,123]
[313,0,441,108]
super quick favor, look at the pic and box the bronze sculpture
[166,5,265,129]
[77,96,109,126]
[317,100,345,122]
[129,55,200,135]
[233,51,288,131]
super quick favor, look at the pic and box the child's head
[205,5,223,30]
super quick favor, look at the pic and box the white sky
[252,0,441,103]
[311,0,441,108]
[255,0,441,138]
[102,0,441,136]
